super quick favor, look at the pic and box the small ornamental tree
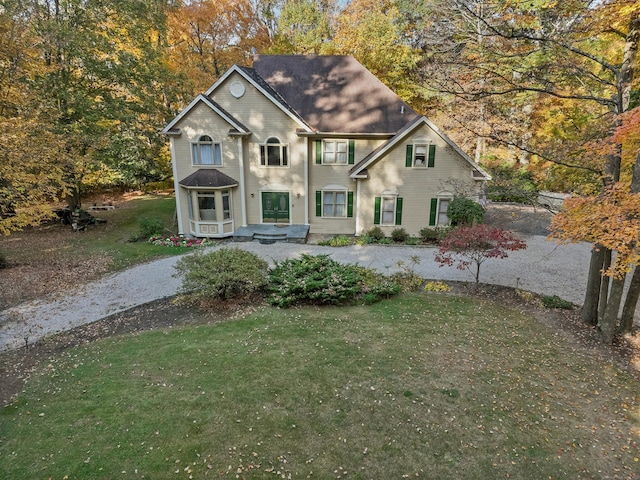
[435,225,527,284]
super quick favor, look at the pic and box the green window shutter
[429,198,438,226]
[405,144,413,167]
[348,140,355,165]
[316,191,322,216]
[395,197,403,225]
[315,140,322,164]
[374,197,381,225]
[428,144,436,167]
[260,145,266,165]
[347,191,354,217]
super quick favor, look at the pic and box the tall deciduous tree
[329,0,421,105]
[167,0,271,93]
[274,0,335,54]
[412,0,639,342]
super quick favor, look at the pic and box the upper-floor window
[192,135,222,166]
[406,143,436,168]
[324,140,348,164]
[315,139,355,165]
[260,137,288,167]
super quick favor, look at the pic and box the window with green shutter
[408,143,436,168]
[320,140,353,165]
[395,197,403,225]
[429,198,438,226]
[348,140,355,165]
[374,197,381,224]
[317,190,352,218]
[315,191,322,216]
[405,144,413,167]
[428,144,436,167]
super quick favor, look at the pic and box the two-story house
[162,55,490,242]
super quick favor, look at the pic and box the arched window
[192,135,222,166]
[260,137,288,167]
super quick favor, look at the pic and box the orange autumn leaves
[550,106,640,278]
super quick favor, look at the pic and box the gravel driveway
[0,235,591,351]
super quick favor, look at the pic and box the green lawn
[1,294,639,479]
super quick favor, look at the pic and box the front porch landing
[233,224,310,244]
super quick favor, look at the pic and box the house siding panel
[356,124,481,236]
[171,102,243,236]
[211,73,307,225]
[308,137,387,235]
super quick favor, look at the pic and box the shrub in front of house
[268,254,400,308]
[365,226,385,241]
[391,228,409,243]
[317,235,355,247]
[447,197,485,226]
[419,226,452,244]
[174,247,269,302]
[131,217,166,242]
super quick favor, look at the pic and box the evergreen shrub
[174,248,269,302]
[268,254,400,308]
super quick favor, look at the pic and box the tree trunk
[598,250,612,323]
[619,267,640,335]
[600,275,625,344]
[618,148,640,334]
[65,186,81,211]
[582,246,605,325]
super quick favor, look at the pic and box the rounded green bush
[174,247,269,302]
[447,197,485,226]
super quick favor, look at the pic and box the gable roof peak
[252,54,419,134]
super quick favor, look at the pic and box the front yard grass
[1,293,639,479]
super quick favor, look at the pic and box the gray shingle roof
[252,55,419,134]
[178,169,239,188]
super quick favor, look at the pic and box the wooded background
[1,0,639,341]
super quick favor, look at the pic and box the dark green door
[261,192,290,223]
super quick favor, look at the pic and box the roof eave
[206,65,314,133]
[296,130,395,138]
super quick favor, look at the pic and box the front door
[261,192,290,224]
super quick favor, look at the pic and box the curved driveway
[0,236,591,351]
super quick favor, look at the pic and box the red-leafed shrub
[435,225,527,284]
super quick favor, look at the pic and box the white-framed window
[429,196,452,226]
[437,197,450,225]
[222,190,231,220]
[413,144,427,167]
[323,190,347,217]
[192,135,222,166]
[323,140,348,164]
[260,137,289,167]
[406,143,435,168]
[196,191,216,221]
[374,194,403,226]
[381,196,397,225]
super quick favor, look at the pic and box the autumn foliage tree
[551,105,640,343]
[435,225,527,284]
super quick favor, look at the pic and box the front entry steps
[233,224,309,244]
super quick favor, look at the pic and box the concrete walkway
[0,236,592,351]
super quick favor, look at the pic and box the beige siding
[213,73,307,225]
[171,102,243,236]
[308,137,387,234]
[357,124,482,237]
[170,72,312,235]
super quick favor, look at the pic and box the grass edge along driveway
[1,293,639,479]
